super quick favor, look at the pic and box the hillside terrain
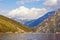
[0,9,60,33]
[24,11,55,28]
[35,9,60,33]
[0,15,33,33]
[23,9,60,33]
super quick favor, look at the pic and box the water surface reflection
[0,33,56,40]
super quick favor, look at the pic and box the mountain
[34,9,60,33]
[0,15,33,33]
[12,18,33,24]
[24,11,55,28]
[56,9,60,32]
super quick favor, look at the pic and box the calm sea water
[0,33,57,40]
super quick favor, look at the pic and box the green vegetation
[0,15,33,33]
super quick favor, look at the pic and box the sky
[0,0,60,20]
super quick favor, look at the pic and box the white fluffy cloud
[0,10,9,15]
[44,0,58,6]
[16,0,40,5]
[8,6,47,20]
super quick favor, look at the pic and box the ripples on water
[0,33,58,40]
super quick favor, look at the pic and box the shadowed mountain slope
[24,11,55,28]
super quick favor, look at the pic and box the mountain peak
[24,11,55,28]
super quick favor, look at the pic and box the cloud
[8,6,47,20]
[43,0,60,10]
[16,0,40,5]
[57,0,60,8]
[0,10,9,15]
[44,0,58,6]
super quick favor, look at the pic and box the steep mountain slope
[56,9,60,32]
[24,11,55,28]
[34,9,60,33]
[0,15,33,33]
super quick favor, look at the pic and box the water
[0,33,57,40]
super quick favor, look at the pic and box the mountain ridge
[0,15,33,33]
[24,11,55,28]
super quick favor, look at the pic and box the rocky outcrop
[35,9,60,33]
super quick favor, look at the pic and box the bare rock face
[35,9,60,33]
[56,9,60,32]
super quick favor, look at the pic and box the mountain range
[34,9,60,33]
[24,11,55,28]
[0,9,60,33]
